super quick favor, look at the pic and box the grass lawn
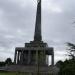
[0,72,16,75]
[0,72,32,75]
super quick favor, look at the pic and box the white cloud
[0,8,4,16]
[4,35,15,39]
[42,0,62,13]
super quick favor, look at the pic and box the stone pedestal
[14,42,54,66]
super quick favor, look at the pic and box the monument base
[1,65,59,75]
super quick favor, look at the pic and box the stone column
[17,51,19,64]
[36,50,39,74]
[36,50,38,65]
[44,50,46,65]
[19,51,21,64]
[28,50,31,64]
[51,52,54,66]
[14,50,17,64]
[20,51,23,64]
[46,55,49,65]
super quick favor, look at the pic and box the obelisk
[34,0,42,41]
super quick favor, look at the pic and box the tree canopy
[66,42,75,59]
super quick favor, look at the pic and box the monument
[14,0,54,66]
[5,0,59,75]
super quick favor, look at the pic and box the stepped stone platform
[0,65,59,75]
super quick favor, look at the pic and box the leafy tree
[5,58,12,65]
[56,60,63,68]
[0,62,5,67]
[66,42,75,60]
[58,59,75,75]
[56,42,75,75]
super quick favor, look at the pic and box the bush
[58,59,75,75]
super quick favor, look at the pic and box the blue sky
[0,0,75,63]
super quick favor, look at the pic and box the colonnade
[14,50,54,66]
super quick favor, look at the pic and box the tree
[0,62,5,67]
[66,42,75,60]
[56,43,75,75]
[56,60,63,68]
[58,59,75,75]
[5,58,12,65]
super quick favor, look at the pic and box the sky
[0,0,75,64]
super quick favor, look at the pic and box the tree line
[0,58,13,67]
[56,42,75,75]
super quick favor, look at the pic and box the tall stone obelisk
[12,0,58,74]
[4,0,59,74]
[34,0,42,41]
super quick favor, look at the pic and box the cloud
[43,0,62,13]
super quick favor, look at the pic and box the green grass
[0,72,32,75]
[0,72,16,75]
